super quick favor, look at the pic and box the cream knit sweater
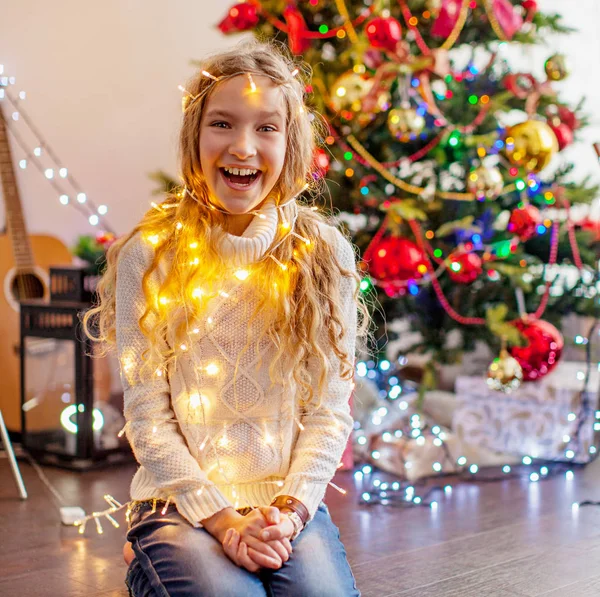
[116,198,357,528]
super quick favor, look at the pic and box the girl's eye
[260,125,277,132]
[210,121,230,129]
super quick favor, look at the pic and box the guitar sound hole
[11,273,45,301]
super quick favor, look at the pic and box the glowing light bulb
[190,242,198,249]
[98,205,108,215]
[192,287,203,299]
[89,215,99,226]
[205,363,219,376]
[189,393,201,408]
[59,195,69,205]
[148,235,160,245]
[77,193,87,203]
[159,296,169,305]
[234,269,250,281]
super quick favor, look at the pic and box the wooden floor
[2,453,600,597]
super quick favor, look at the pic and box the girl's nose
[229,131,257,160]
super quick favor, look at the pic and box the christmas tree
[213,0,599,397]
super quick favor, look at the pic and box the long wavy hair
[84,40,370,407]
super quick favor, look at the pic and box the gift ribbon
[503,73,553,115]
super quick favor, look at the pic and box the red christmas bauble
[447,251,482,284]
[548,122,574,151]
[579,217,600,242]
[365,17,402,52]
[366,236,427,292]
[218,3,259,34]
[508,318,563,381]
[431,0,462,38]
[507,204,541,241]
[522,0,537,13]
[312,148,330,179]
[557,106,579,131]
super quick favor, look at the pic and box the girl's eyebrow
[205,108,284,122]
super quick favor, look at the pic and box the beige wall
[0,0,598,249]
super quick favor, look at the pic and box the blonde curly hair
[84,39,370,406]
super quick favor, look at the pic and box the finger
[260,519,293,541]
[223,529,240,562]
[222,533,235,561]
[268,539,290,563]
[247,545,282,570]
[244,536,283,563]
[238,541,260,572]
[262,506,281,525]
[282,537,293,555]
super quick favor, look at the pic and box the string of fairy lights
[0,64,114,232]
[352,315,600,510]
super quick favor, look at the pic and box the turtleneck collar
[215,196,280,267]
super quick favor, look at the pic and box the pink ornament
[431,0,462,38]
[492,0,524,40]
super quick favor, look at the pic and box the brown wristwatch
[270,495,309,540]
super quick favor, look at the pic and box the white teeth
[224,167,258,176]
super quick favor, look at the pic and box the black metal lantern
[19,267,130,469]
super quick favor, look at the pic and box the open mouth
[220,166,262,188]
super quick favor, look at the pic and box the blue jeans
[125,501,360,597]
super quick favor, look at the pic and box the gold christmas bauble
[505,120,558,173]
[544,53,568,82]
[387,106,425,139]
[487,349,523,393]
[466,165,504,200]
[329,71,373,113]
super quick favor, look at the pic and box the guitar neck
[0,105,35,270]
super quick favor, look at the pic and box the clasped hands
[218,506,295,573]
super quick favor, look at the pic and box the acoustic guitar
[0,103,72,433]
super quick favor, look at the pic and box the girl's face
[200,75,287,216]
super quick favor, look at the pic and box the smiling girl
[85,40,367,597]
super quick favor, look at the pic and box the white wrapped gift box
[453,361,599,463]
